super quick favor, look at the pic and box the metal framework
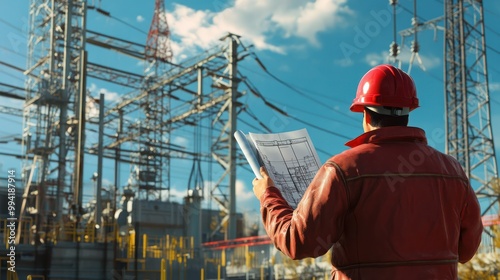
[102,34,247,240]
[19,0,88,242]
[396,0,499,252]
[444,0,498,220]
[444,0,500,252]
[126,0,174,201]
[18,0,248,248]
[145,0,173,63]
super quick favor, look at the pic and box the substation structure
[2,0,500,279]
[0,0,305,279]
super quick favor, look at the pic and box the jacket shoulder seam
[345,173,469,183]
[325,161,350,209]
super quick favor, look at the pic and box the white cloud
[271,0,353,45]
[363,48,441,71]
[165,179,255,208]
[136,15,145,23]
[363,52,386,67]
[489,82,500,92]
[234,179,262,234]
[334,57,354,67]
[172,136,188,148]
[166,0,353,58]
[86,97,99,120]
[235,179,255,203]
[99,88,122,103]
[88,83,122,104]
[167,187,188,202]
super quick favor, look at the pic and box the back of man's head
[364,106,409,128]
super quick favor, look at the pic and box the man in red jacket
[252,64,483,279]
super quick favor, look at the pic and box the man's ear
[362,108,372,132]
[363,109,371,124]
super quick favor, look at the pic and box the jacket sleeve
[458,184,483,263]
[259,162,349,260]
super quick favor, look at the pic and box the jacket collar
[345,126,427,148]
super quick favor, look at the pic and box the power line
[239,67,358,129]
[243,107,272,133]
[287,113,353,141]
[245,98,352,157]
[244,75,355,140]
[250,54,359,123]
[397,3,427,23]
[398,0,500,59]
[0,18,25,34]
[491,96,500,107]
[0,45,27,59]
[398,2,500,58]
[0,69,24,82]
[486,45,500,56]
[397,1,500,97]
[238,117,267,134]
[239,64,350,106]
[266,96,358,129]
[89,7,149,36]
[484,5,500,18]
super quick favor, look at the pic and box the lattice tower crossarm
[444,0,499,250]
[19,0,88,242]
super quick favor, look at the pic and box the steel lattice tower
[444,0,498,249]
[145,0,173,63]
[397,0,499,252]
[19,0,88,241]
[127,0,174,201]
[104,34,245,241]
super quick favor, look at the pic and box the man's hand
[253,167,275,200]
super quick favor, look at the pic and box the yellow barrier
[1,218,33,247]
[26,275,45,280]
[6,270,18,280]
[160,258,166,280]
[143,234,147,259]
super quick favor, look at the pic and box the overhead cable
[88,6,149,35]
[250,53,359,123]
[287,114,353,141]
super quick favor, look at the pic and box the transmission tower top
[145,0,173,62]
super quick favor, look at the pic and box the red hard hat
[350,64,419,113]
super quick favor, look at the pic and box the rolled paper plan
[234,130,263,179]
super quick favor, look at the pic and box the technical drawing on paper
[250,129,321,208]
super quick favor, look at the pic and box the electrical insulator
[389,42,400,58]
[411,40,420,54]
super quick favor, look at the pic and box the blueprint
[238,129,321,208]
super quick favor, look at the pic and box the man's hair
[364,107,409,127]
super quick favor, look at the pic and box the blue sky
[1,0,500,227]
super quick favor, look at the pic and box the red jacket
[259,126,483,279]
